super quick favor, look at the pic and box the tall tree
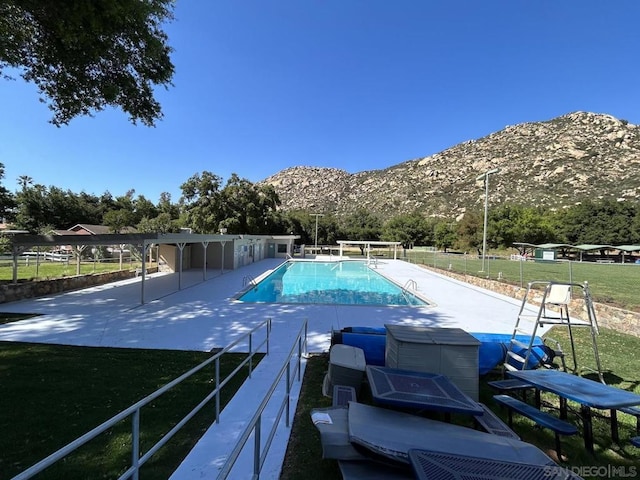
[137,212,177,234]
[157,191,180,220]
[132,194,158,225]
[0,0,175,126]
[558,199,637,246]
[180,171,223,233]
[17,175,33,191]
[76,191,103,225]
[0,164,16,223]
[457,210,484,255]
[381,213,432,249]
[218,174,281,234]
[103,209,133,233]
[488,205,557,251]
[279,210,314,244]
[13,182,47,232]
[433,221,457,252]
[342,209,382,254]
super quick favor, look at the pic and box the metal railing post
[297,337,302,382]
[286,364,291,427]
[267,318,271,355]
[132,409,140,480]
[215,356,221,424]
[304,319,308,356]
[249,333,253,377]
[254,416,262,479]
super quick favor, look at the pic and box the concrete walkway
[0,258,540,479]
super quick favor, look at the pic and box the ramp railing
[216,319,308,479]
[11,319,272,480]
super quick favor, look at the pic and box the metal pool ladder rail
[400,279,419,305]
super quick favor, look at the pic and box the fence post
[569,260,573,284]
[519,257,524,288]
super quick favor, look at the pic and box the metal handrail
[403,279,418,291]
[399,279,418,305]
[243,275,257,287]
[11,319,272,480]
[217,319,308,479]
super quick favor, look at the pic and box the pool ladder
[401,279,418,304]
[403,279,418,291]
[243,275,257,288]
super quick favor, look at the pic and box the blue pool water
[237,260,428,306]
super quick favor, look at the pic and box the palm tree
[17,175,33,191]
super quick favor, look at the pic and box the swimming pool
[237,260,428,306]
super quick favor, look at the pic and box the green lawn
[401,251,640,312]
[281,326,640,480]
[0,342,261,479]
[0,260,146,281]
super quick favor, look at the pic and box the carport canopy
[513,242,640,260]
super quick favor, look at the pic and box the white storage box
[384,324,480,400]
[324,344,366,396]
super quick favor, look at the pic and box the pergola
[10,232,240,304]
[336,240,402,260]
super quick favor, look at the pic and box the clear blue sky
[2,0,640,204]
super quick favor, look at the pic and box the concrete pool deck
[0,258,540,479]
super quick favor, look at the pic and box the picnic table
[508,369,640,454]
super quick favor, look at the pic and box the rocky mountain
[260,112,640,219]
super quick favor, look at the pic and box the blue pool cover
[331,327,546,374]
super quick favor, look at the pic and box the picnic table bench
[620,405,640,434]
[493,394,577,458]
[487,378,535,401]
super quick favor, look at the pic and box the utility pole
[476,168,500,273]
[312,213,324,254]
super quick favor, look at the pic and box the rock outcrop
[261,112,640,218]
